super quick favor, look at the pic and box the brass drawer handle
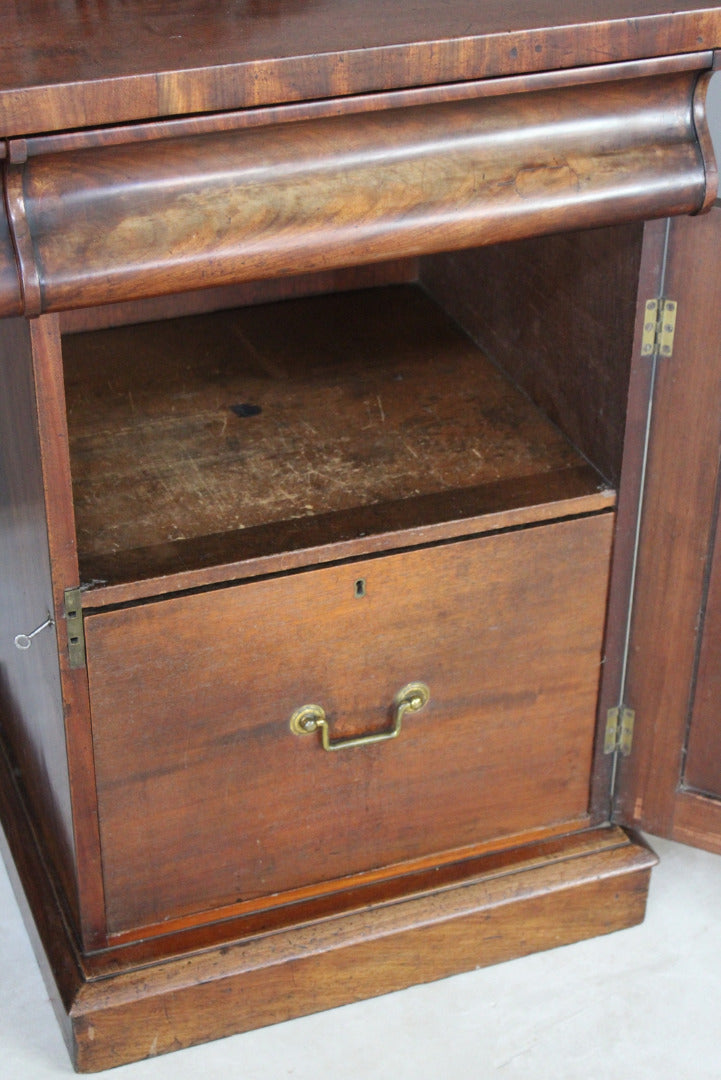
[290,682,430,751]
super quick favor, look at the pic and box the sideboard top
[1,1,721,135]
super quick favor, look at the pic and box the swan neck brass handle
[290,682,430,751]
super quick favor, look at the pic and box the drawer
[1,68,710,317]
[86,511,614,937]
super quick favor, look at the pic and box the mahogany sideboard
[2,2,721,1071]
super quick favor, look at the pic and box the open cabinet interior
[58,223,640,605]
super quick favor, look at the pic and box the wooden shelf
[63,283,613,600]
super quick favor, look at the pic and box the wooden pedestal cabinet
[2,2,721,1071]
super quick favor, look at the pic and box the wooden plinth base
[1,739,657,1072]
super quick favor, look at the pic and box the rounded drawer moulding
[0,66,717,317]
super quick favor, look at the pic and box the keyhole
[355,578,366,599]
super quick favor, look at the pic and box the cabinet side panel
[28,316,107,949]
[0,317,78,920]
[420,222,644,486]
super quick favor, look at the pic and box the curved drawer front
[0,208,22,317]
[85,512,614,937]
[2,68,714,315]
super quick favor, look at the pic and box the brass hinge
[63,587,86,669]
[641,298,677,359]
[604,706,635,757]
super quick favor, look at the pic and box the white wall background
[708,69,721,160]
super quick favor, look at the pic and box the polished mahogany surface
[0,65,713,318]
[0,1,720,1070]
[1,1,721,132]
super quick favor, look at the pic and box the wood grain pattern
[614,205,721,837]
[590,217,670,819]
[3,161,41,316]
[694,68,721,212]
[421,223,644,487]
[71,831,656,1072]
[673,790,721,853]
[62,284,607,579]
[683,506,721,796]
[0,192,22,318]
[86,512,613,935]
[78,468,615,609]
[0,701,656,1073]
[98,815,595,950]
[15,52,713,161]
[28,316,107,949]
[3,3,721,1068]
[3,71,710,314]
[0,317,78,926]
[0,0,720,133]
[0,734,79,1060]
[58,260,418,335]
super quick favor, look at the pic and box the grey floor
[1,833,720,1079]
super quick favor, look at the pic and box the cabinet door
[614,204,721,852]
[683,527,721,808]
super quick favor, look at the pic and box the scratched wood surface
[62,283,599,569]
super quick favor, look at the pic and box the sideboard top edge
[1,3,721,136]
